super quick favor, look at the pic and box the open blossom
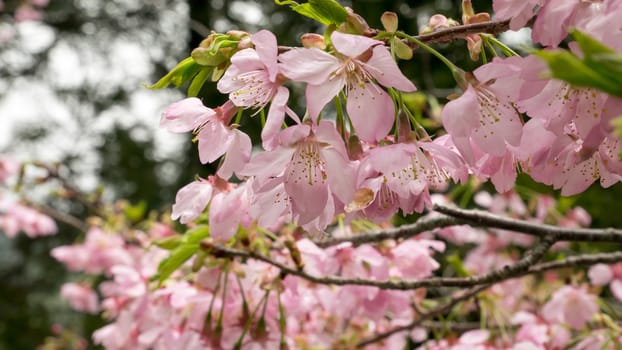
[161,98,251,179]
[0,156,19,183]
[241,121,355,232]
[493,0,541,31]
[542,285,598,329]
[279,30,416,142]
[441,61,523,192]
[350,141,454,222]
[60,283,99,314]
[217,30,298,149]
[171,176,250,240]
[51,227,133,274]
[589,263,622,301]
[0,198,57,238]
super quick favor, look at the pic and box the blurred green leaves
[535,30,622,98]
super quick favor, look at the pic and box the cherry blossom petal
[160,98,214,133]
[365,46,416,92]
[262,86,289,150]
[217,129,252,180]
[240,147,296,183]
[588,264,613,286]
[532,0,578,47]
[346,82,395,142]
[251,30,279,81]
[197,121,233,164]
[278,48,339,85]
[284,142,330,225]
[306,75,345,122]
[331,31,381,58]
[171,181,213,224]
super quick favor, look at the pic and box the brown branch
[201,237,561,291]
[420,320,516,332]
[528,251,622,273]
[434,204,622,243]
[278,19,513,53]
[356,284,491,348]
[23,200,88,232]
[314,215,458,248]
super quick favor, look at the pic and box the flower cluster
[48,191,622,349]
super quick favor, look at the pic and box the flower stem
[396,31,468,88]
[396,31,459,73]
[482,33,518,57]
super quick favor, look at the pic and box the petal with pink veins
[197,121,233,164]
[331,31,381,58]
[284,142,329,224]
[160,98,213,133]
[240,147,296,182]
[346,82,395,142]
[278,48,339,85]
[251,30,279,81]
[365,46,416,92]
[217,129,252,179]
[306,75,346,122]
[262,86,289,150]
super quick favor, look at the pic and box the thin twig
[278,19,514,53]
[434,204,622,243]
[197,238,622,292]
[23,200,88,232]
[314,215,458,247]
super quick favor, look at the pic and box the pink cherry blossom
[171,178,216,224]
[217,30,298,149]
[588,264,613,286]
[390,239,445,279]
[279,30,416,142]
[0,197,57,238]
[60,282,99,314]
[542,285,598,330]
[0,156,19,183]
[241,121,355,232]
[51,227,133,274]
[352,141,451,221]
[493,0,541,31]
[161,98,251,179]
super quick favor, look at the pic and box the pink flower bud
[300,33,326,49]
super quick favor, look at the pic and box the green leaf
[145,57,202,90]
[152,235,182,250]
[291,0,347,25]
[570,29,615,58]
[123,201,147,222]
[447,253,470,277]
[535,49,622,97]
[188,67,212,97]
[156,244,199,283]
[155,226,210,283]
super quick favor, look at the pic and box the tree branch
[198,236,622,292]
[278,19,513,53]
[315,215,458,248]
[433,204,622,243]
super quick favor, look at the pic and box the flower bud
[237,36,252,50]
[225,29,249,40]
[344,7,369,34]
[420,14,459,34]
[300,33,326,49]
[380,11,398,32]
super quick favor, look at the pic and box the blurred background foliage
[0,0,620,348]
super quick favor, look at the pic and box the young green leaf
[145,57,202,90]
